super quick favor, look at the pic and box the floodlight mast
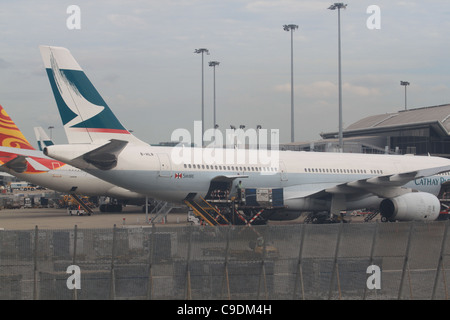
[400,81,410,110]
[283,24,299,143]
[194,48,210,147]
[48,126,54,140]
[209,61,220,129]
[328,3,347,152]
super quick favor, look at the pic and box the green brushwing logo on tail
[46,57,129,134]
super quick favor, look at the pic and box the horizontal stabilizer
[26,157,51,172]
[2,155,28,173]
[82,139,128,170]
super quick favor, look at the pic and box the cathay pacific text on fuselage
[415,176,450,186]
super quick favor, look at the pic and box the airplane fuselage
[45,143,450,213]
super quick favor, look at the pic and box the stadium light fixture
[194,48,210,146]
[328,3,347,152]
[283,24,299,143]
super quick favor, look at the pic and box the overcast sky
[0,0,449,146]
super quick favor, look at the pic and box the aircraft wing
[285,164,450,201]
[0,147,59,173]
[0,155,51,174]
[80,139,128,170]
[25,157,51,172]
[0,146,45,158]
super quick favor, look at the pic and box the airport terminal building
[283,103,450,158]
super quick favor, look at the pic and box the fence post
[33,225,39,300]
[110,224,117,300]
[146,224,155,300]
[398,221,414,300]
[328,222,344,300]
[72,225,78,300]
[186,226,192,300]
[257,228,269,300]
[221,225,231,300]
[432,219,450,300]
[293,224,306,300]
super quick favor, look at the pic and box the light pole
[209,61,220,128]
[283,24,298,143]
[400,81,410,110]
[194,48,209,146]
[328,3,347,152]
[48,126,54,140]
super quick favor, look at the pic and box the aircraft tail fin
[39,45,147,145]
[0,105,35,150]
[34,126,54,151]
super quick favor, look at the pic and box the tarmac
[0,190,366,230]
[0,205,191,230]
[0,205,367,230]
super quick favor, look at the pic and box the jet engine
[379,192,440,222]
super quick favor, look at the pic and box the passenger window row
[183,163,277,172]
[304,168,383,174]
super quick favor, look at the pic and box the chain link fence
[0,220,449,299]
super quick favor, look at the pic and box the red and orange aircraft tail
[0,105,35,150]
[0,105,66,173]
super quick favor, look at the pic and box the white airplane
[0,104,145,212]
[40,45,450,223]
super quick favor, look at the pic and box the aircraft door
[280,160,288,181]
[156,153,172,177]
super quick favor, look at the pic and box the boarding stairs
[184,196,230,226]
[149,200,176,224]
[364,210,380,222]
[69,193,94,215]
